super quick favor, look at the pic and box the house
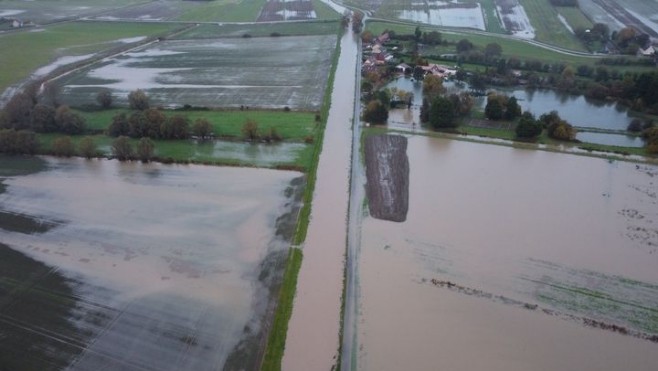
[421,63,457,78]
[376,32,390,44]
[639,45,656,57]
[12,19,23,28]
[396,63,411,73]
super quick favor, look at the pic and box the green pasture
[173,20,340,39]
[0,0,145,23]
[556,6,593,31]
[177,0,267,22]
[76,108,319,142]
[367,21,598,65]
[177,0,338,22]
[518,0,585,51]
[479,0,507,34]
[0,22,175,93]
[36,132,315,169]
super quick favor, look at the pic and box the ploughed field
[54,34,337,110]
[0,156,304,370]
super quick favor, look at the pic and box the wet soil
[0,243,85,371]
[364,134,409,222]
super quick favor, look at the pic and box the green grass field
[77,109,319,142]
[173,20,340,39]
[368,21,594,65]
[0,22,175,93]
[518,0,585,51]
[479,0,507,34]
[556,6,593,31]
[177,0,267,22]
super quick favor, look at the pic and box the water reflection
[357,135,658,370]
[0,157,302,370]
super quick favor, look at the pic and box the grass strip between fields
[259,27,344,371]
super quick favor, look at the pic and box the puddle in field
[0,157,303,370]
[357,135,658,370]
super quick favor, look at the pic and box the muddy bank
[364,134,409,222]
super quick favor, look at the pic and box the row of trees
[484,93,521,121]
[515,111,577,140]
[1,92,86,134]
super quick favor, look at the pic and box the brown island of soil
[364,134,409,222]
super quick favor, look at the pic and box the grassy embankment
[37,109,320,169]
[0,22,175,94]
[260,27,344,371]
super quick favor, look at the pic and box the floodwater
[356,135,658,370]
[398,3,486,30]
[386,77,645,147]
[283,25,359,371]
[0,157,303,370]
[57,35,336,110]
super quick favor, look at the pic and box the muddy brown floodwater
[357,135,658,370]
[0,157,303,370]
[282,26,359,371]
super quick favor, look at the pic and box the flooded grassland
[0,156,304,370]
[357,135,658,370]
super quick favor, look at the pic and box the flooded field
[0,0,144,23]
[55,35,336,110]
[397,1,486,30]
[356,135,658,370]
[0,156,303,370]
[496,0,535,38]
[385,77,645,148]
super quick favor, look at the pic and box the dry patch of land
[364,134,409,222]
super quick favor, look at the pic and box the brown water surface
[282,28,359,370]
[357,135,658,370]
[0,157,301,370]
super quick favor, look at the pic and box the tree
[111,136,133,161]
[242,119,260,141]
[192,118,213,140]
[3,92,34,129]
[515,112,542,139]
[31,104,56,133]
[447,93,474,116]
[541,111,577,141]
[422,31,442,45]
[484,43,502,60]
[168,115,189,139]
[505,96,522,120]
[414,26,422,42]
[144,108,166,138]
[52,136,75,157]
[0,129,38,154]
[456,39,474,53]
[485,96,504,120]
[422,74,445,101]
[363,100,389,124]
[108,113,130,137]
[136,137,155,162]
[54,105,86,134]
[128,89,149,110]
[429,96,456,129]
[78,136,98,159]
[128,111,148,138]
[96,90,113,109]
[643,127,658,153]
